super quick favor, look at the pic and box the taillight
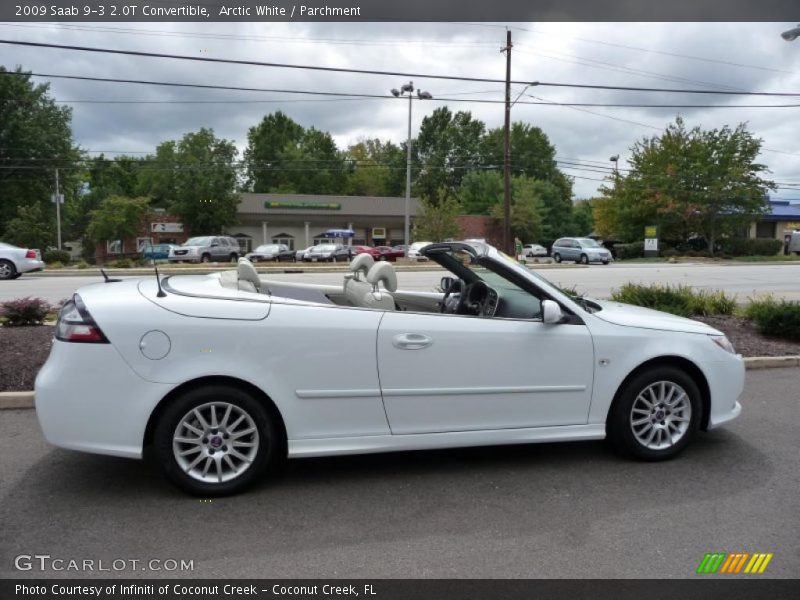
[55,295,109,343]
[25,249,37,259]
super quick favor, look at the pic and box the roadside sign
[151,222,184,233]
[644,238,659,251]
[51,194,64,204]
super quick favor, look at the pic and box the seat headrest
[349,253,375,280]
[237,257,261,291]
[366,261,397,293]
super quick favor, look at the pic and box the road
[0,368,798,578]
[3,262,800,304]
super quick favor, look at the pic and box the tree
[414,107,485,203]
[343,138,405,197]
[3,203,54,251]
[489,176,544,243]
[0,66,82,245]
[86,196,150,244]
[414,188,462,242]
[139,128,240,233]
[604,117,774,249]
[244,111,304,192]
[457,170,504,215]
[571,200,595,237]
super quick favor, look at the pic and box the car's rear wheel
[553,253,562,263]
[0,259,17,280]
[608,366,701,461]
[154,385,279,496]
[230,253,239,262]
[200,254,211,263]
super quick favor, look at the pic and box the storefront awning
[323,229,355,238]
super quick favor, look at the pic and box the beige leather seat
[344,253,375,307]
[237,257,262,293]
[362,261,397,310]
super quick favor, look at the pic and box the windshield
[255,245,280,253]
[578,238,601,248]
[184,237,213,246]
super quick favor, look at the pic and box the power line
[3,39,800,96]
[6,70,800,109]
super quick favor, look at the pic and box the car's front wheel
[0,259,17,280]
[579,254,589,265]
[608,366,701,461]
[154,385,280,496]
[553,253,562,263]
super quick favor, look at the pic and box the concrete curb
[2,355,798,410]
[0,391,34,409]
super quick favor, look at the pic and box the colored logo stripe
[697,552,773,574]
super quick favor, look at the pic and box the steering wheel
[440,278,465,313]
[463,281,489,316]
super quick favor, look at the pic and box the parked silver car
[168,236,241,264]
[0,242,45,280]
[552,237,612,265]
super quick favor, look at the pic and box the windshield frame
[183,236,214,247]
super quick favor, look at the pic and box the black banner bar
[3,580,800,600]
[2,0,800,22]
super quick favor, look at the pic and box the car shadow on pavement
[0,426,773,578]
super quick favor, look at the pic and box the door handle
[392,333,433,350]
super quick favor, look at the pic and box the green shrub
[614,241,644,260]
[109,258,132,268]
[611,283,736,317]
[717,237,782,257]
[0,297,52,326]
[661,247,679,258]
[43,249,71,264]
[48,261,64,269]
[75,260,90,269]
[745,297,800,340]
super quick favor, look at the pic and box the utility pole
[54,168,62,249]
[502,30,512,255]
[405,83,413,246]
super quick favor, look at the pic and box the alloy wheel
[172,402,260,484]
[630,381,692,450]
[0,261,13,279]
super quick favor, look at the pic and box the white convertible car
[35,242,744,495]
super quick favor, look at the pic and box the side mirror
[542,299,564,324]
[440,276,455,292]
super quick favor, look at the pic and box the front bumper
[705,354,746,430]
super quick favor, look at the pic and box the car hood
[588,299,722,335]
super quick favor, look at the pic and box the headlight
[711,335,736,354]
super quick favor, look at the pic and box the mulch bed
[1,317,799,392]
[693,315,800,357]
[0,325,54,392]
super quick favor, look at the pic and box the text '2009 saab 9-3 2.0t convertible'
[35,241,744,495]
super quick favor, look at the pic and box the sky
[1,21,799,200]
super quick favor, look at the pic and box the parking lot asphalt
[0,368,797,579]
[3,261,800,304]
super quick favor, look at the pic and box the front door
[376,312,595,434]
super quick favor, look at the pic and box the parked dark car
[245,244,296,262]
[375,246,405,261]
[141,243,177,261]
[302,244,352,262]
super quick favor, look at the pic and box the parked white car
[35,242,744,496]
[523,243,548,258]
[295,245,314,262]
[0,242,45,280]
[407,241,432,261]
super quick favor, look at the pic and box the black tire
[154,385,281,496]
[553,253,562,263]
[607,366,702,461]
[230,253,239,262]
[200,254,211,263]
[580,254,589,265]
[602,260,610,265]
[251,257,258,263]
[11,273,22,279]
[0,259,17,280]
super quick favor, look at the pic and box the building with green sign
[231,193,421,252]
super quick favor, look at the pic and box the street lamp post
[391,82,432,247]
[781,24,800,41]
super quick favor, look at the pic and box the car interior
[213,244,549,321]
